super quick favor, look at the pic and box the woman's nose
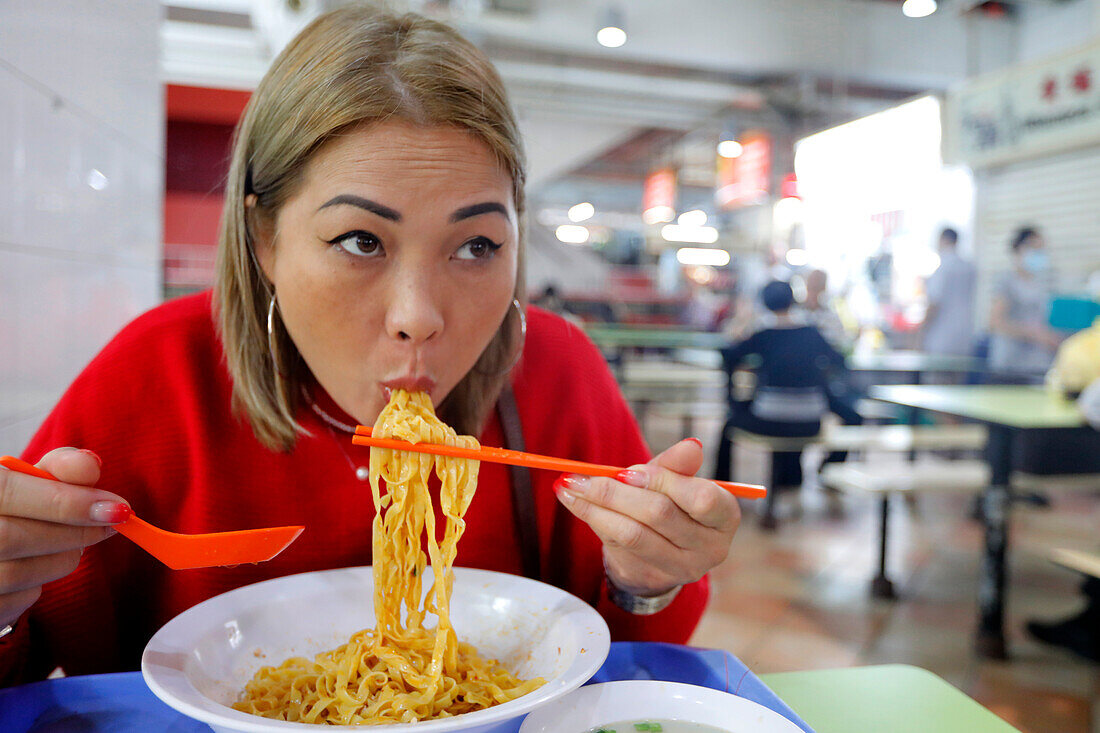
[384,273,444,345]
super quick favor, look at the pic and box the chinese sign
[716,131,771,209]
[945,41,1100,168]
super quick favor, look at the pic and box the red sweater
[2,292,707,686]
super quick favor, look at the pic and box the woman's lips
[381,376,437,399]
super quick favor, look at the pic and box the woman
[0,5,740,685]
[988,226,1061,379]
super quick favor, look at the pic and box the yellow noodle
[233,390,545,724]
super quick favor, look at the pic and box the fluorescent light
[568,202,595,222]
[902,0,937,18]
[717,140,743,159]
[663,225,720,244]
[785,249,809,267]
[597,25,626,48]
[555,225,590,244]
[677,209,708,228]
[676,247,730,267]
[643,205,676,225]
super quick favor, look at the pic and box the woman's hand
[554,439,741,598]
[0,448,130,627]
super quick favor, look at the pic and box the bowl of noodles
[142,565,609,732]
[143,390,609,732]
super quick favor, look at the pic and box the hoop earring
[476,298,527,377]
[499,298,527,375]
[267,294,289,380]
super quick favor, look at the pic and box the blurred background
[4,1,1100,730]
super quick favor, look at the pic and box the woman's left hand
[553,439,741,597]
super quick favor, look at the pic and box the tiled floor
[642,413,1100,733]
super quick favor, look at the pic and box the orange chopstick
[351,426,767,500]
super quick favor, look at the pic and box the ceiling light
[555,225,590,244]
[717,140,743,159]
[676,247,730,267]
[662,225,720,245]
[86,169,108,190]
[568,202,595,222]
[597,6,626,47]
[677,209,708,228]
[902,0,937,18]
[643,205,676,225]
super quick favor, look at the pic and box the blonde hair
[215,4,527,451]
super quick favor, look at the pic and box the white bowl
[142,566,610,733]
[518,681,804,733]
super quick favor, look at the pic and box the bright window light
[597,26,626,48]
[717,140,743,159]
[785,249,809,267]
[902,0,937,18]
[662,224,719,244]
[568,202,595,222]
[676,247,730,267]
[555,225,590,244]
[677,209,708,228]
[643,205,676,225]
[86,169,108,190]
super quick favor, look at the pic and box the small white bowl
[518,680,804,733]
[142,566,609,733]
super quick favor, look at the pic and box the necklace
[301,386,370,481]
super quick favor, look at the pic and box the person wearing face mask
[988,226,1062,380]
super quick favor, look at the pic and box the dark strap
[496,385,541,581]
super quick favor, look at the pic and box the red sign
[716,132,771,209]
[642,167,677,214]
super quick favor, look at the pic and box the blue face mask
[1022,249,1050,275]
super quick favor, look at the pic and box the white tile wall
[0,0,163,453]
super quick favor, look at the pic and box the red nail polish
[90,501,130,524]
[79,449,103,468]
[615,469,649,488]
[685,437,703,448]
[559,474,589,492]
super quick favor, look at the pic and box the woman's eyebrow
[451,202,509,223]
[317,194,401,221]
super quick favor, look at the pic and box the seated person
[714,281,851,493]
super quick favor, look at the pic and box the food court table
[1,641,1017,732]
[848,351,985,383]
[868,384,1087,659]
[761,664,1018,733]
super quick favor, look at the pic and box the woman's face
[256,121,518,425]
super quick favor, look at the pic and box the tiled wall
[0,0,163,453]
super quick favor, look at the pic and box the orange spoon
[0,456,304,570]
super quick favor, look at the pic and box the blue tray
[0,642,812,732]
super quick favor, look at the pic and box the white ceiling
[160,0,1096,212]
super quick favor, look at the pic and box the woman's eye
[330,230,383,257]
[455,236,503,261]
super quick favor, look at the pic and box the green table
[583,325,729,351]
[849,351,985,382]
[761,665,1019,732]
[868,385,1086,659]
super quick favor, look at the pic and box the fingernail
[556,489,576,506]
[615,469,649,489]
[78,449,102,468]
[558,474,589,493]
[685,437,703,449]
[90,501,130,524]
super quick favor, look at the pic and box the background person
[988,226,1061,380]
[714,281,850,527]
[921,227,976,357]
[0,5,741,686]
